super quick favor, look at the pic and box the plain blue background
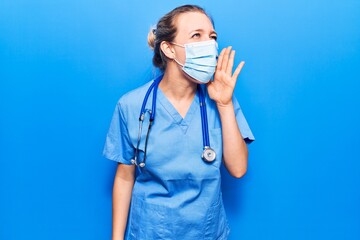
[1,0,359,239]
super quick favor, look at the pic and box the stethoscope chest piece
[202,147,216,162]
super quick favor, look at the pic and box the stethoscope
[131,75,216,168]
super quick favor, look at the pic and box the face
[171,11,217,64]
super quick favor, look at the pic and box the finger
[216,48,226,71]
[232,61,245,81]
[221,46,232,71]
[226,50,235,76]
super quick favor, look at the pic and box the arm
[217,103,248,178]
[207,46,248,178]
[112,163,135,240]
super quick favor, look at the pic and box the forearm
[218,102,248,178]
[112,164,135,240]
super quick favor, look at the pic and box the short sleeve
[232,96,255,144]
[102,102,134,164]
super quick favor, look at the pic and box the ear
[160,41,176,60]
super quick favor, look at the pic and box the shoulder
[116,80,154,112]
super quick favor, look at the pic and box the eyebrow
[189,29,217,35]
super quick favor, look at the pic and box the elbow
[227,154,248,179]
[230,167,247,179]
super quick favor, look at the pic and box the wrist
[216,101,234,110]
[216,102,234,116]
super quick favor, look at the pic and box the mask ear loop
[173,58,184,67]
[171,42,184,48]
[170,42,185,67]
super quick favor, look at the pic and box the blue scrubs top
[103,79,255,240]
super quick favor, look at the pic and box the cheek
[175,49,186,63]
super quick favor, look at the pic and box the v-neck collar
[157,86,199,134]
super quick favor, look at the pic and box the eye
[211,35,218,41]
[191,33,201,38]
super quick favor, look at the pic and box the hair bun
[147,27,156,50]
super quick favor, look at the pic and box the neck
[159,63,197,101]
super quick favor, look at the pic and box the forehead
[174,11,214,33]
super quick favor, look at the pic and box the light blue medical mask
[172,40,218,84]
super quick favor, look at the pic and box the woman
[103,4,255,240]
